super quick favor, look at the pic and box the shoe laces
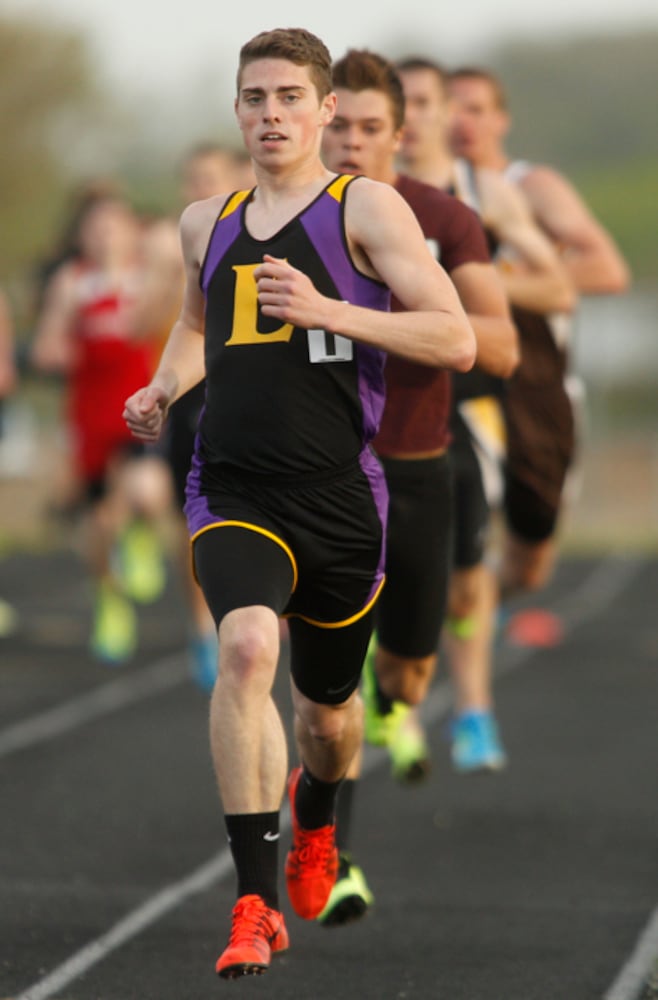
[228,895,274,945]
[290,825,336,875]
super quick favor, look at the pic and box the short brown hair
[332,49,406,131]
[396,56,447,92]
[448,66,509,110]
[237,28,333,101]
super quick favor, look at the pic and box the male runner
[384,56,575,774]
[448,66,630,597]
[123,28,476,979]
[317,46,518,924]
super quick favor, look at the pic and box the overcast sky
[8,0,657,103]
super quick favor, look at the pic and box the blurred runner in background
[31,187,172,664]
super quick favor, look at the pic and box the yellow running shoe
[116,520,166,604]
[361,637,411,747]
[316,852,374,926]
[0,597,18,637]
[90,580,137,664]
[389,709,431,784]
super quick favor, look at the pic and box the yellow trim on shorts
[190,521,298,591]
[286,574,386,629]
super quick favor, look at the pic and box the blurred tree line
[2,11,656,332]
[488,32,658,283]
[0,14,127,318]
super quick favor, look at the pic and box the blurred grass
[573,158,658,283]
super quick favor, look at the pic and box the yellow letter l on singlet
[224,264,294,345]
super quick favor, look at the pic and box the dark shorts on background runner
[502,319,575,543]
[376,453,453,659]
[84,440,146,503]
[449,410,491,569]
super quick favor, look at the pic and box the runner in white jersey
[448,66,629,596]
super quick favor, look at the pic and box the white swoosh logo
[263,831,280,842]
[326,679,354,697]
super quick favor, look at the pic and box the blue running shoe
[451,710,507,774]
[189,632,218,693]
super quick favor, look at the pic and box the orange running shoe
[285,766,339,919]
[216,894,289,979]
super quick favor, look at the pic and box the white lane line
[603,907,658,1000]
[0,653,188,760]
[10,555,654,999]
[12,851,235,1000]
[550,553,645,627]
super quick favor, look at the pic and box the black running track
[1,548,657,1000]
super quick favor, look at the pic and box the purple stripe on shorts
[359,446,389,603]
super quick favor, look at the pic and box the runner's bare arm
[518,166,630,295]
[451,261,519,378]
[256,180,476,371]
[30,264,78,372]
[479,170,575,315]
[123,200,219,441]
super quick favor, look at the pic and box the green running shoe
[361,637,411,747]
[389,709,431,784]
[116,520,166,604]
[316,852,374,926]
[90,581,137,665]
[0,597,18,637]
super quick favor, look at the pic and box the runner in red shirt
[32,189,172,662]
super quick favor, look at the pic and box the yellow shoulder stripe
[219,190,251,220]
[327,174,354,203]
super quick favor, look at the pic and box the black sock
[375,678,394,715]
[225,812,279,910]
[335,778,356,854]
[295,765,341,830]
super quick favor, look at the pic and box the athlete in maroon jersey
[318,47,518,924]
[397,56,574,775]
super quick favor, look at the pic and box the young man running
[123,28,476,979]
[448,65,630,598]
[318,46,518,923]
[384,56,575,774]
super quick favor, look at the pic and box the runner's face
[78,201,139,266]
[181,152,237,203]
[322,88,400,182]
[448,77,508,166]
[399,69,451,161]
[235,58,335,171]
